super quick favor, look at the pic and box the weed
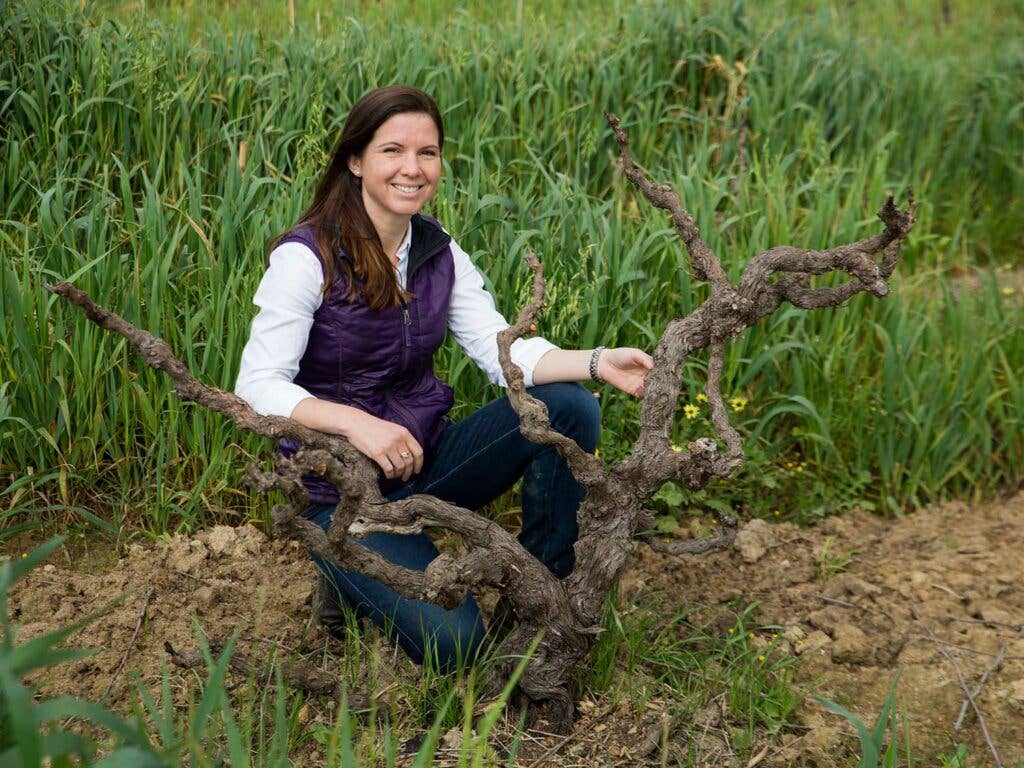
[816,675,901,767]
[816,535,855,581]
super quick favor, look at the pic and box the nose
[400,151,422,178]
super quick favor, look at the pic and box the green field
[2,1,1023,764]
[3,0,1021,538]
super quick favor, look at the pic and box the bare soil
[7,492,1024,766]
[626,492,1024,766]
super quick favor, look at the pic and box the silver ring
[399,451,411,459]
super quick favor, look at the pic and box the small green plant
[816,675,901,768]
[937,744,971,767]
[816,535,854,581]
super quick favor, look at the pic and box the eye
[420,149,438,157]
[383,147,399,154]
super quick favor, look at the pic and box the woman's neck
[365,206,412,261]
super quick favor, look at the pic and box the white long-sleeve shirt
[235,223,558,417]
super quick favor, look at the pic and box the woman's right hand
[344,410,424,482]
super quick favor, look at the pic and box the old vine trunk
[49,113,914,732]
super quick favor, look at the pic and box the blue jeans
[301,382,601,669]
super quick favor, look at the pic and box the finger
[386,450,409,481]
[410,442,424,476]
[376,453,397,479]
[397,446,416,482]
[396,445,421,482]
[627,348,652,369]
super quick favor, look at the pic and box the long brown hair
[278,86,444,310]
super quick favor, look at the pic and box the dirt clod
[1002,679,1024,714]
[797,630,833,656]
[830,622,872,665]
[734,518,773,563]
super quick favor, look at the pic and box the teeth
[394,184,420,193]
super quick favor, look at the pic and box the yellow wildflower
[728,628,735,634]
[670,443,683,453]
[684,404,700,420]
[729,396,747,413]
[758,654,766,662]
[696,393,708,403]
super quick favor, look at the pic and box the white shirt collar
[396,221,413,265]
[394,221,413,288]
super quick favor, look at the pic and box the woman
[235,85,652,669]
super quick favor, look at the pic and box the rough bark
[48,113,914,732]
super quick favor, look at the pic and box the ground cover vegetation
[2,0,1023,764]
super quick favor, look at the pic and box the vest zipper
[335,334,345,400]
[399,296,412,373]
[386,297,422,445]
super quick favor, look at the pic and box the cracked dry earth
[7,491,1024,766]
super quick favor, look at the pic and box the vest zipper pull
[400,299,412,348]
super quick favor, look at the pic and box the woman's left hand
[597,347,654,398]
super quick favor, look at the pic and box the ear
[347,156,362,178]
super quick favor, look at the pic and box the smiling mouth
[392,184,422,193]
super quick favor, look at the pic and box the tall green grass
[1,0,1021,537]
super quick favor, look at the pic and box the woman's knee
[528,382,601,451]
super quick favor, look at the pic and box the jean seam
[419,425,523,496]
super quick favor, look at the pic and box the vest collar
[408,214,452,277]
[293,214,451,275]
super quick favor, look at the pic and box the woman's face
[348,111,441,227]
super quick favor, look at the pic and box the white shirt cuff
[509,337,559,387]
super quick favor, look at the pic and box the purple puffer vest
[277,214,456,504]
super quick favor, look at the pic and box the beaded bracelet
[589,346,606,383]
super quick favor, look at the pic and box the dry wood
[916,615,1005,767]
[643,515,738,555]
[955,639,1007,732]
[164,640,374,710]
[49,113,914,731]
